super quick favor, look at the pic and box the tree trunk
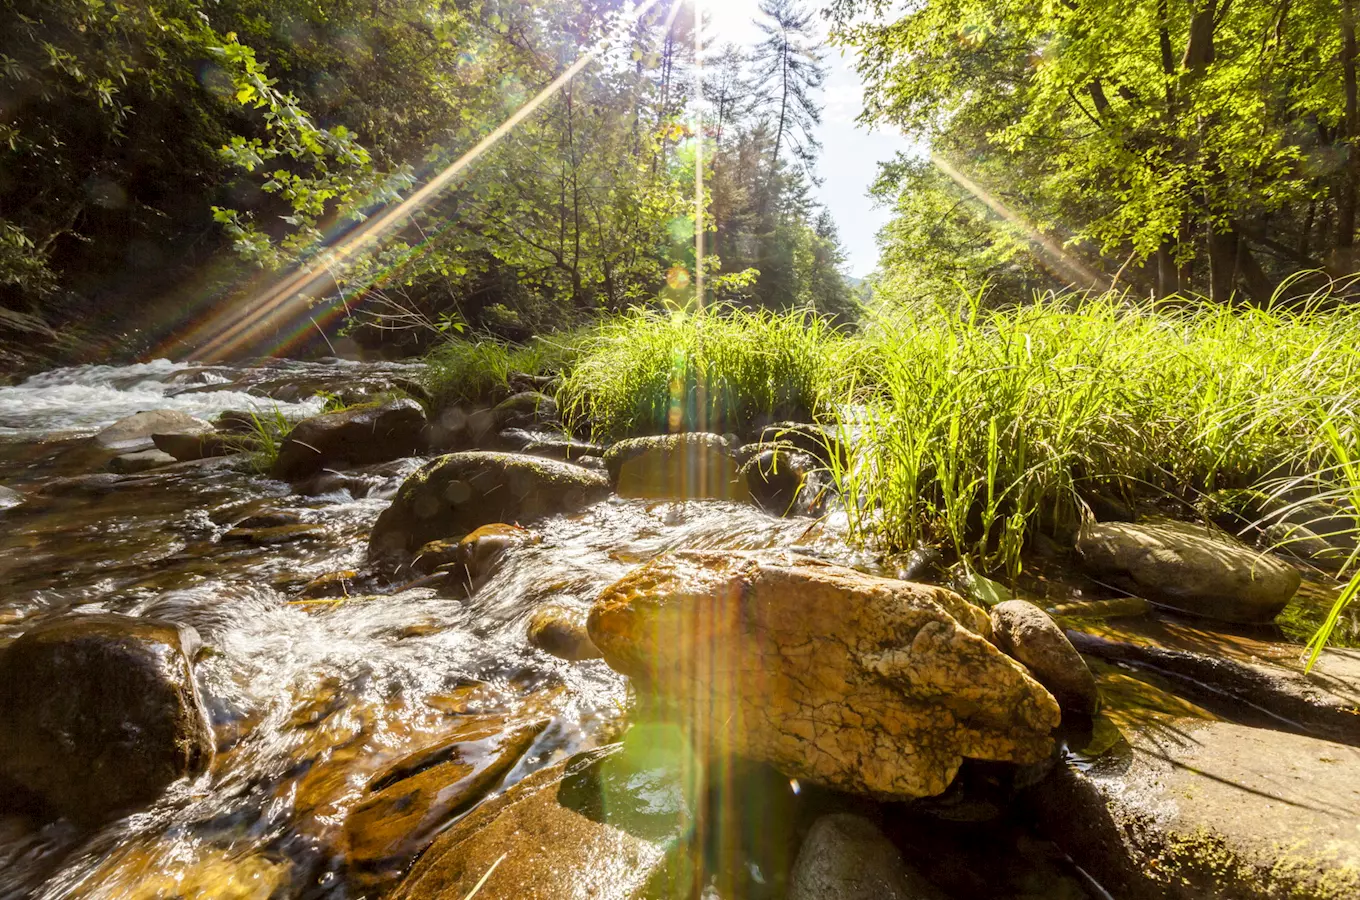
[1339,0,1358,255]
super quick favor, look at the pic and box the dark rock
[271,399,427,480]
[527,604,602,661]
[603,432,749,501]
[426,406,498,452]
[741,448,816,516]
[522,437,607,462]
[222,523,327,545]
[493,391,558,430]
[152,431,231,462]
[345,716,547,885]
[788,814,948,900]
[1064,622,1360,746]
[990,600,1099,715]
[368,452,609,562]
[107,449,177,474]
[389,740,697,900]
[1201,488,1358,571]
[94,410,213,452]
[0,614,213,825]
[410,523,541,583]
[1030,720,1360,899]
[214,409,262,434]
[1076,520,1301,623]
[758,422,846,469]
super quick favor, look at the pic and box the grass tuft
[422,336,581,410]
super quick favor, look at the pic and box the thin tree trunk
[1339,0,1358,255]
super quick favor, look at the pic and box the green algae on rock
[1031,719,1360,899]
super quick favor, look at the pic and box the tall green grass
[422,335,583,409]
[558,306,855,440]
[835,291,1360,579]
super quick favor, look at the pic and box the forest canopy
[0,0,853,359]
[832,0,1360,305]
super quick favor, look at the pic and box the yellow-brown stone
[587,550,1060,799]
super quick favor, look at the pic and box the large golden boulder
[588,551,1060,799]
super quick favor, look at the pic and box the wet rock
[603,432,749,501]
[1076,520,1301,623]
[222,523,327,545]
[345,716,547,882]
[271,399,427,480]
[758,421,847,469]
[213,409,261,434]
[990,600,1099,715]
[493,391,558,430]
[107,449,177,474]
[522,436,607,462]
[410,523,541,583]
[426,406,498,452]
[0,614,213,825]
[294,570,360,600]
[68,842,290,900]
[94,410,213,452]
[1031,720,1360,899]
[151,430,231,462]
[741,448,816,516]
[527,604,602,661]
[788,813,948,900]
[1201,488,1358,571]
[368,452,608,562]
[588,551,1059,799]
[1065,620,1360,746]
[390,740,696,900]
[0,484,24,509]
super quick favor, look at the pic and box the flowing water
[1,360,1350,900]
[0,359,862,900]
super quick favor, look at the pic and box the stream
[0,360,1355,900]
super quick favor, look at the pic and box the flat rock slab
[1032,720,1360,899]
[1063,614,1360,746]
[1076,520,1300,623]
[390,742,696,900]
[94,410,213,452]
[588,550,1059,799]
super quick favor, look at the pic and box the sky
[700,0,919,277]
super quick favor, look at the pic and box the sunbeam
[182,0,677,363]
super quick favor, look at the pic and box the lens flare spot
[667,266,691,291]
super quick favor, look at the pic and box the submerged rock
[107,449,177,474]
[1076,520,1301,623]
[1031,720,1360,899]
[271,399,427,480]
[788,814,947,900]
[603,432,749,501]
[95,410,213,452]
[345,716,547,883]
[522,436,607,462]
[0,484,21,509]
[389,741,696,900]
[990,600,1099,715]
[368,452,609,561]
[527,603,602,661]
[0,614,213,825]
[588,551,1059,799]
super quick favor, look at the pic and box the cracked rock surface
[588,550,1061,799]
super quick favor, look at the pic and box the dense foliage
[0,0,852,360]
[832,0,1360,304]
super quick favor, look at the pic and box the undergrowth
[422,335,582,409]
[558,305,854,440]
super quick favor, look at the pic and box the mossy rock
[368,452,609,563]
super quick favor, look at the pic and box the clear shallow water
[0,360,855,899]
